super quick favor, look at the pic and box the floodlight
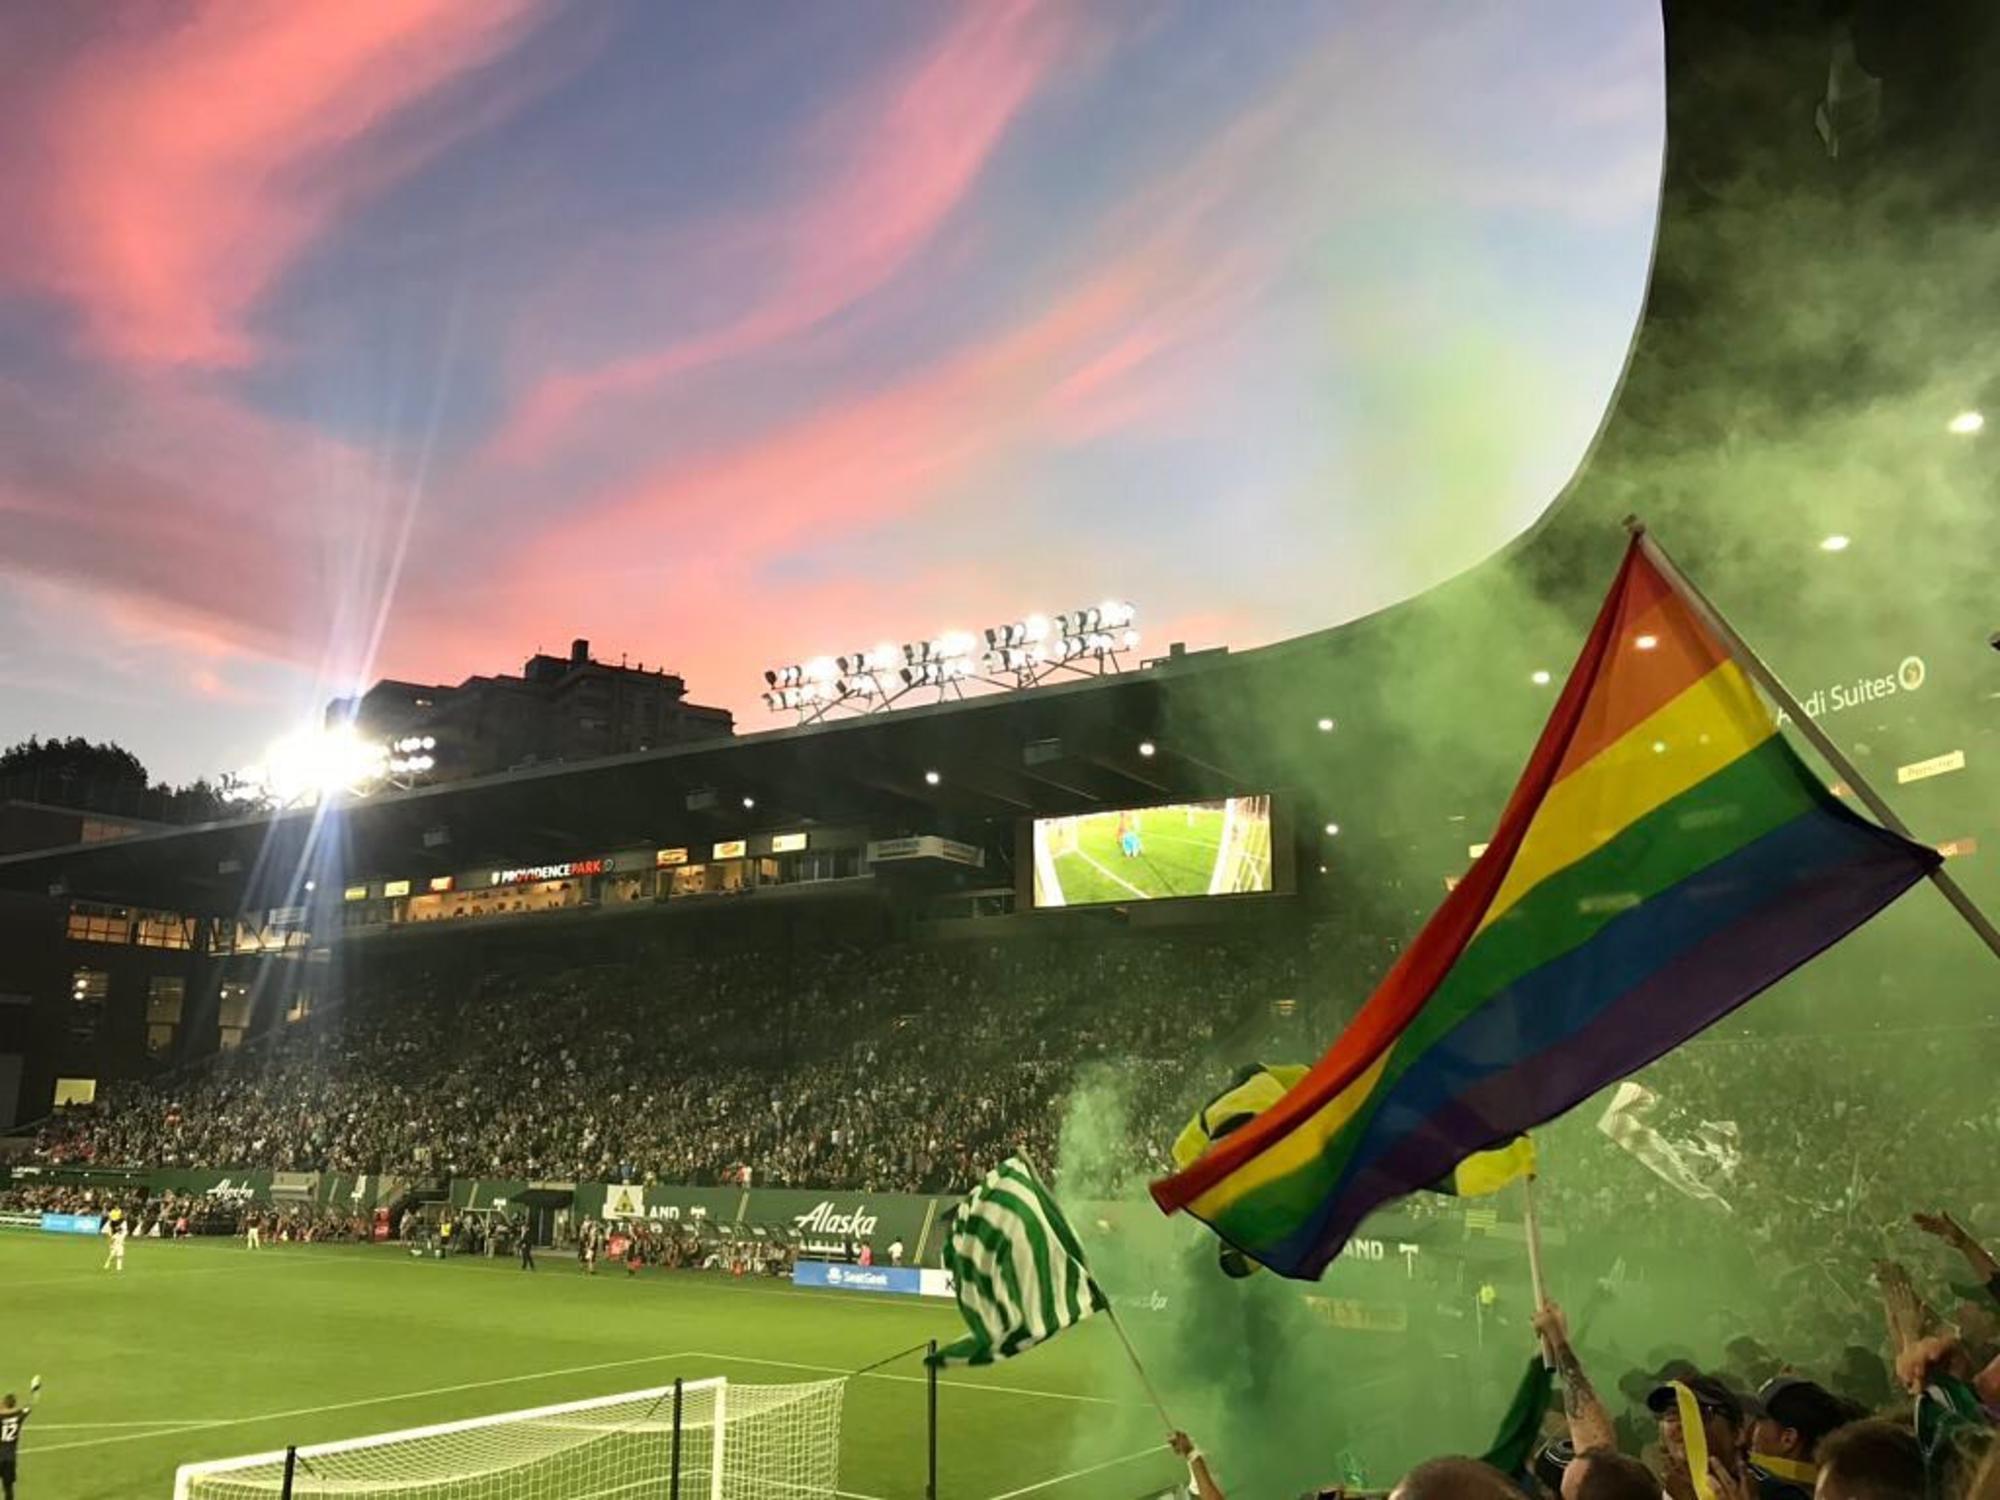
[924,770,941,785]
[1635,634,1659,651]
[1137,741,1156,757]
[1531,670,1552,686]
[1819,534,1850,552]
[1949,410,1984,435]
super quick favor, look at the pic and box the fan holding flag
[929,1157,1229,1499]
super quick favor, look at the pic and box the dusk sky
[0,1,1662,787]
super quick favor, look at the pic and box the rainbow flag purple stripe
[1150,539,1939,1279]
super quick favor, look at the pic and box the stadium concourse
[7,2,2000,1499]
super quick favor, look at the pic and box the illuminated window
[146,976,185,1057]
[134,909,193,950]
[69,968,109,1044]
[52,1077,96,1107]
[66,901,132,945]
[217,981,254,1050]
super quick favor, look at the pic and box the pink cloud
[484,0,1078,467]
[4,0,548,366]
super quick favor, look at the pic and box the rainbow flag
[1150,538,1940,1278]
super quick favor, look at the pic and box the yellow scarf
[1674,1382,1718,1500]
[1751,1453,1817,1485]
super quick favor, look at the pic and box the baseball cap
[1648,1374,1745,1421]
[1753,1377,1853,1444]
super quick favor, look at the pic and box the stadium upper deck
[1,3,1995,1118]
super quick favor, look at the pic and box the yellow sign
[429,876,454,892]
[342,886,368,902]
[655,847,689,867]
[382,879,411,898]
[712,839,747,860]
[1897,749,1966,784]
[771,832,808,854]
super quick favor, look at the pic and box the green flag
[1479,1356,1556,1480]
[928,1158,1108,1367]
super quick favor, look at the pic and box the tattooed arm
[1533,1300,1620,1453]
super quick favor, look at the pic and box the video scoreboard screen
[1030,795,1274,908]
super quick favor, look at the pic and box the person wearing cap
[1745,1378,1856,1494]
[1647,1374,1779,1500]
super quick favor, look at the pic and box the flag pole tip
[1620,514,1647,536]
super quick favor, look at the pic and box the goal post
[171,1377,844,1500]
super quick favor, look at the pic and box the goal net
[172,1378,844,1500]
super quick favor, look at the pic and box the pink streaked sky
[0,1,1661,785]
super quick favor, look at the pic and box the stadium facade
[0,1,1995,1134]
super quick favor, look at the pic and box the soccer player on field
[102,1211,127,1273]
[1,1375,42,1500]
[246,1212,261,1251]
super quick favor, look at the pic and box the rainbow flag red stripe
[1150,539,1939,1279]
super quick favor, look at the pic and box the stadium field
[1038,802,1268,907]
[2,1234,1181,1500]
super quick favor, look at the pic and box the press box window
[146,976,186,1057]
[217,981,254,1051]
[70,968,109,1044]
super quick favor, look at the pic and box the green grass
[3,1233,1182,1500]
[1052,807,1228,906]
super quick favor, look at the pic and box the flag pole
[1100,1296,1179,1433]
[1625,518,2000,966]
[1521,1176,1550,1311]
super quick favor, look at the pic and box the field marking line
[34,1420,216,1431]
[683,1350,1139,1408]
[981,1443,1169,1500]
[31,1351,693,1456]
[1069,848,1152,900]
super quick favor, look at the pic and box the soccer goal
[172,1377,844,1500]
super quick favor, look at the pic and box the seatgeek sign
[793,1260,954,1299]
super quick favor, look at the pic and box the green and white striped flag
[929,1157,1108,1366]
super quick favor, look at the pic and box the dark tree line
[0,736,227,825]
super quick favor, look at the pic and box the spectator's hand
[1708,1457,1757,1500]
[1530,1299,1571,1358]
[1894,1332,1961,1394]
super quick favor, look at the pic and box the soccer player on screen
[1,1376,42,1500]
[102,1212,127,1273]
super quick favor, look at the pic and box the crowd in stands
[1163,1207,2000,1500]
[15,921,2000,1497]
[31,930,1322,1191]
